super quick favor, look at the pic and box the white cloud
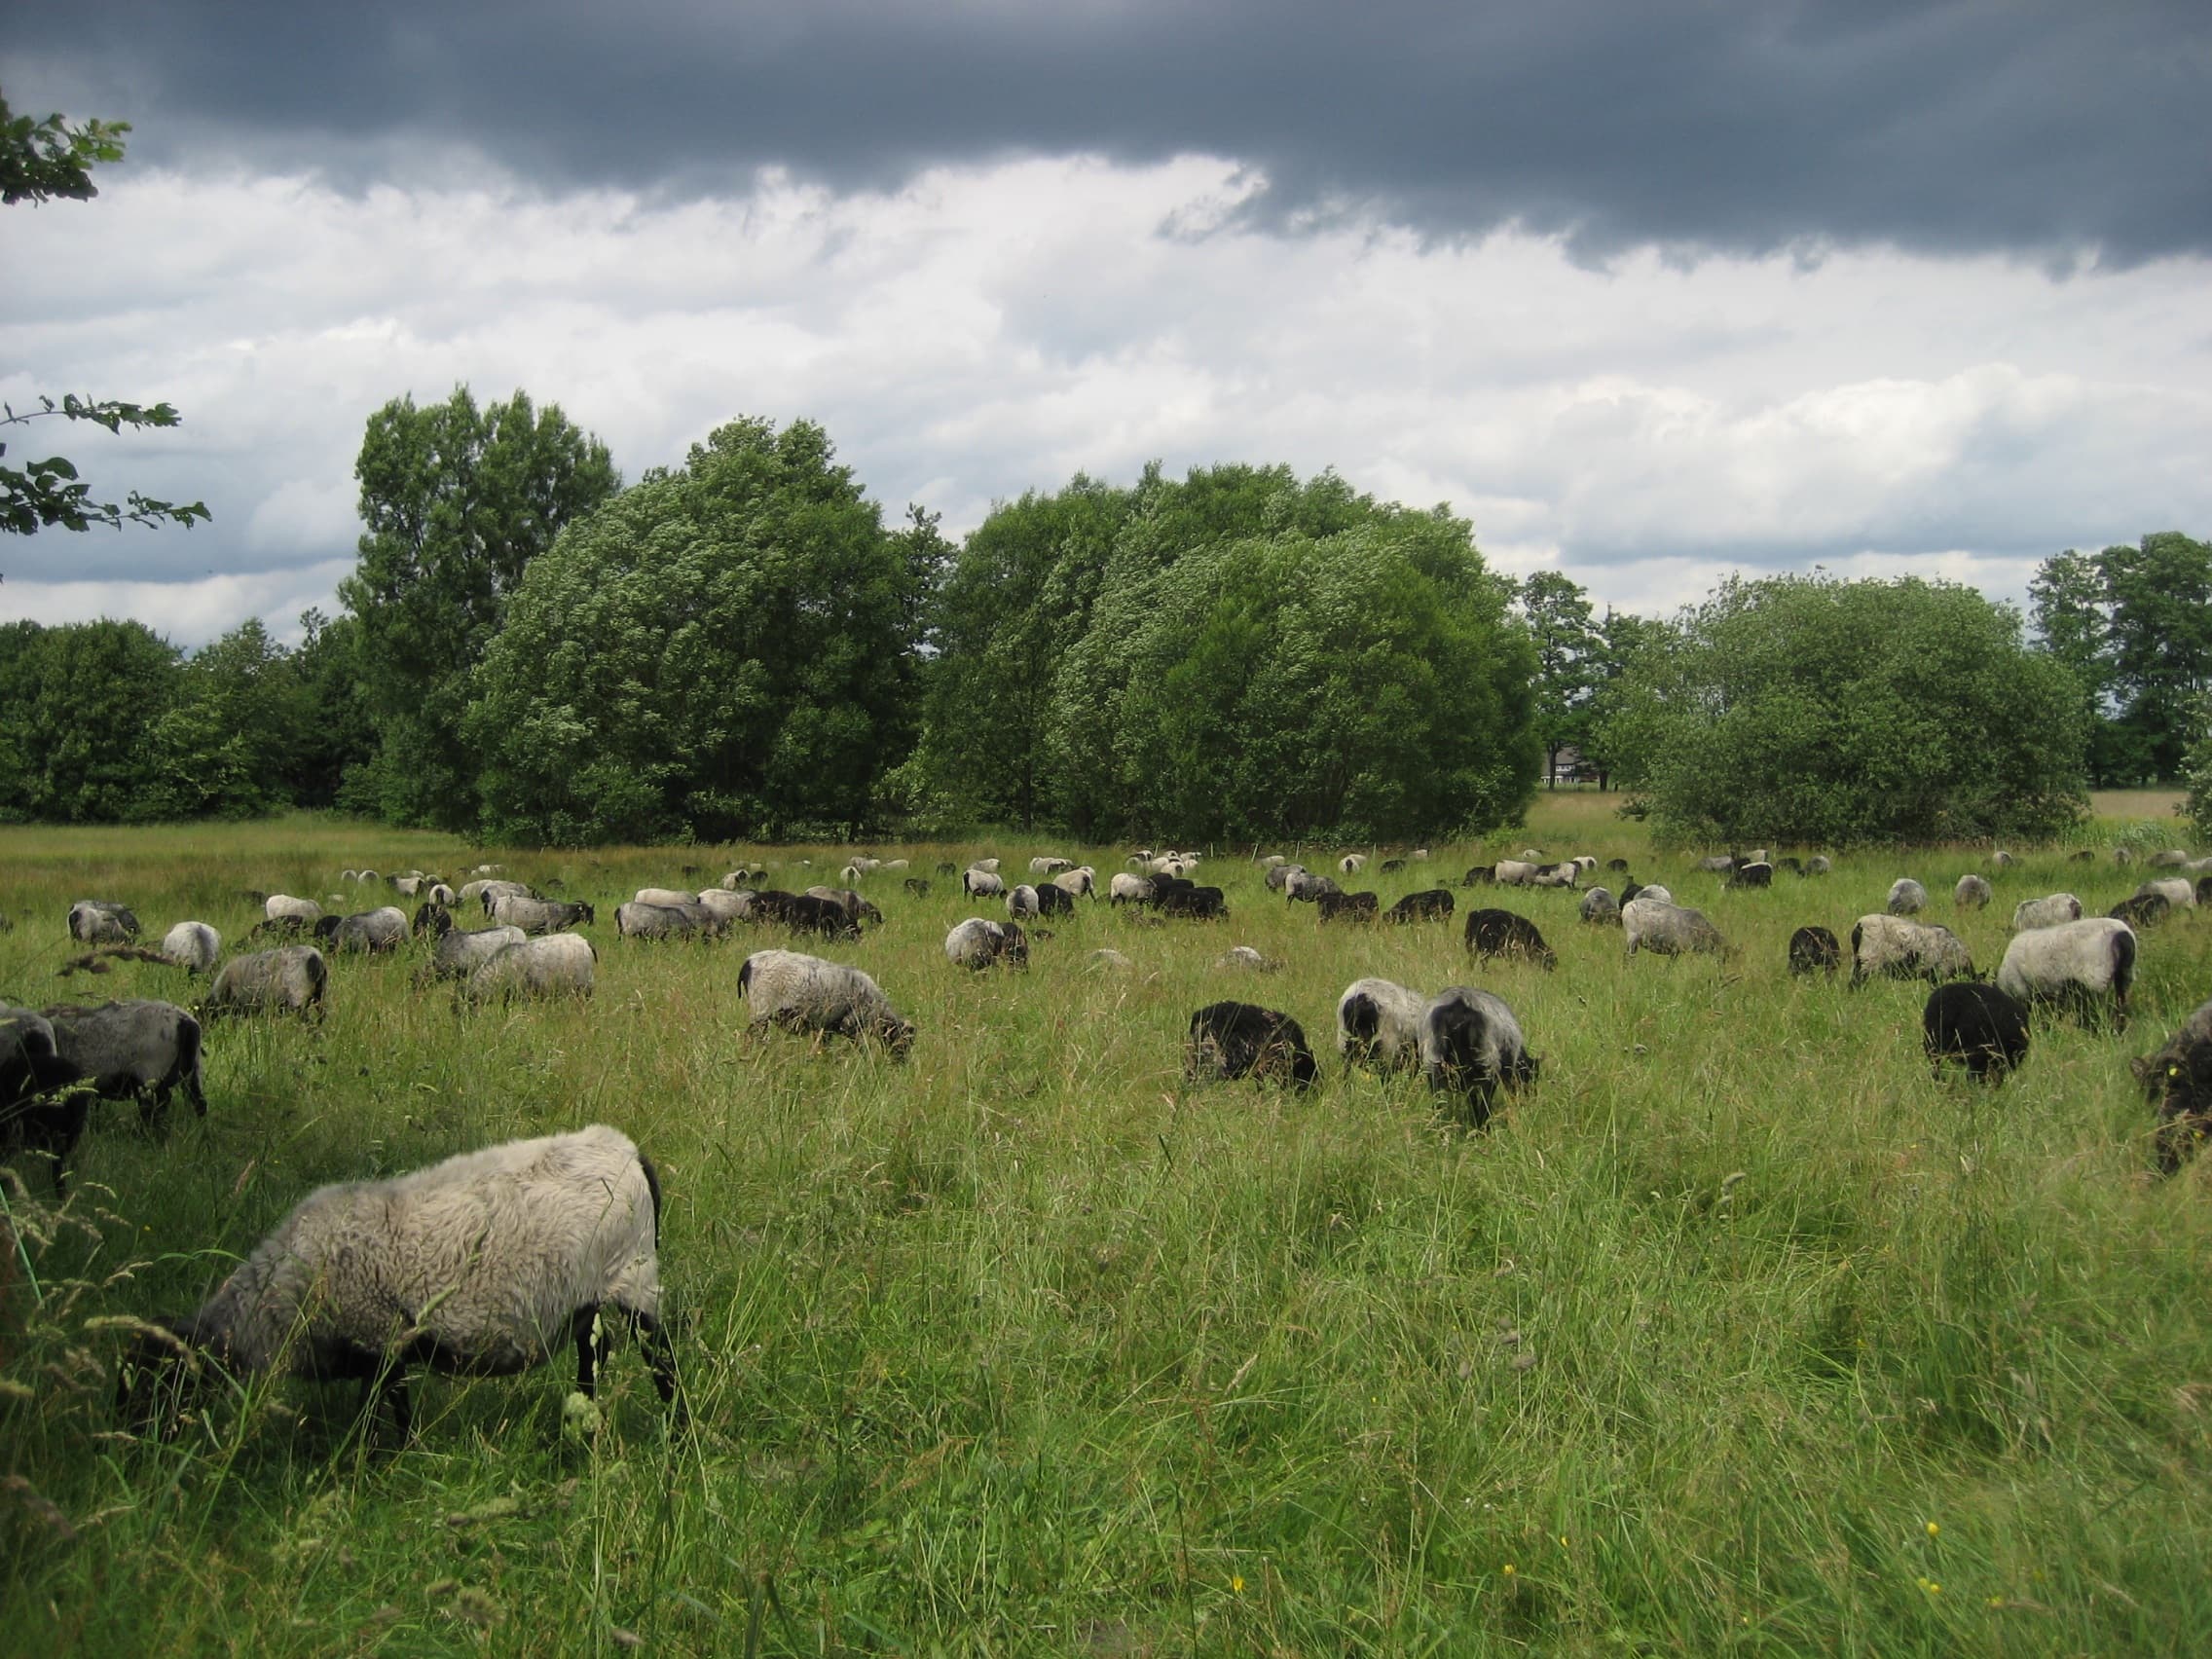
[4,152,2210,644]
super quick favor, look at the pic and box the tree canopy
[1601,573,2088,846]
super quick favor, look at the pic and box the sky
[5,1,2211,647]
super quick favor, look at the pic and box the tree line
[6,381,2209,848]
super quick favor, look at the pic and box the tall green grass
[2,804,2209,1654]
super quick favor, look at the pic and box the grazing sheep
[1263,863,1303,892]
[945,918,1029,970]
[1464,908,1558,969]
[2010,893,2083,932]
[412,902,454,939]
[492,895,596,935]
[1339,853,1368,875]
[1185,1002,1317,1089]
[615,901,716,940]
[1030,856,1072,875]
[634,887,698,909]
[963,869,1007,899]
[1051,866,1095,899]
[722,866,766,888]
[1,1008,89,1194]
[1419,987,1537,1129]
[2139,877,2195,910]
[1531,862,1580,889]
[1777,857,1803,875]
[1886,878,1928,916]
[2148,849,2190,869]
[263,895,323,926]
[1847,915,1974,987]
[1283,870,1341,903]
[804,887,885,927]
[161,921,221,975]
[1029,883,1075,916]
[1994,918,2136,1030]
[1316,891,1379,924]
[1387,889,1456,923]
[1492,860,1539,887]
[2134,998,2212,1170]
[69,901,140,944]
[1336,977,1426,1072]
[315,906,409,954]
[902,877,933,900]
[40,999,205,1128]
[1725,862,1774,890]
[1695,855,1736,875]
[2115,847,2135,866]
[1954,873,1993,909]
[752,892,860,940]
[1007,884,1041,919]
[116,1124,678,1441]
[1460,865,1496,886]
[2109,892,2171,930]
[1805,856,1832,876]
[1157,885,1228,919]
[203,946,328,1018]
[738,949,913,1056]
[971,858,1002,874]
[1578,887,1620,926]
[1380,858,1406,874]
[1218,945,1278,973]
[425,924,529,981]
[466,934,596,1003]
[689,889,752,926]
[1923,982,2031,1083]
[1258,855,1287,869]
[471,879,535,914]
[1622,898,1727,960]
[1110,873,1154,906]
[2068,849,2094,864]
[427,883,457,907]
[1788,926,1842,977]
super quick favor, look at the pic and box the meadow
[2,796,2209,1656]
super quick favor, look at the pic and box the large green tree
[1519,571,1603,787]
[340,387,618,828]
[0,619,179,822]
[1602,573,2088,846]
[467,416,920,844]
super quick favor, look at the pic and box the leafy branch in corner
[1,397,212,538]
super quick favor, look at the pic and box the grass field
[3,799,2209,1655]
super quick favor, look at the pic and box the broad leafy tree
[1577,608,1672,793]
[467,416,919,844]
[1601,573,2087,845]
[0,619,179,822]
[1518,571,1603,787]
[340,387,618,829]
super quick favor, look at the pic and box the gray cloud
[8,1,2210,265]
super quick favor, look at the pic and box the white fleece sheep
[2010,893,2083,932]
[1622,897,1727,958]
[945,917,1027,970]
[634,887,697,908]
[963,869,1007,898]
[1995,918,2137,1028]
[2140,877,2196,910]
[466,934,596,1002]
[68,902,137,945]
[161,921,221,975]
[1335,977,1426,1072]
[1886,878,1928,916]
[1954,874,1992,909]
[737,948,913,1055]
[204,946,328,1016]
[1848,915,1974,986]
[263,894,323,925]
[119,1124,677,1437]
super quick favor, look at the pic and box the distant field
[3,815,2210,1654]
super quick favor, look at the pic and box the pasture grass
[2,802,2210,1654]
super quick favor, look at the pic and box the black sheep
[1032,883,1075,915]
[1725,862,1774,890]
[1316,891,1378,924]
[1158,885,1227,920]
[1387,889,1456,923]
[2,1009,90,1195]
[1460,865,1496,887]
[2109,892,2170,930]
[1922,981,2031,1083]
[1787,925,1841,977]
[1463,908,1557,970]
[1185,1002,1317,1088]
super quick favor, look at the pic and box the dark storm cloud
[9,0,2209,265]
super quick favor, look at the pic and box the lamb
[1419,986,1537,1129]
[491,895,596,935]
[1922,982,2030,1083]
[1465,908,1558,969]
[1622,898,1727,960]
[315,906,409,954]
[1,1008,88,1195]
[68,901,141,944]
[1847,915,1973,987]
[963,869,1007,899]
[1953,874,1993,910]
[1335,977,1426,1073]
[466,934,596,1003]
[738,949,914,1056]
[40,999,206,1129]
[1316,891,1379,924]
[263,895,323,926]
[2010,893,2083,932]
[615,901,717,940]
[424,924,529,980]
[203,946,328,1017]
[1185,1002,1317,1089]
[1886,878,1928,916]
[1387,889,1456,923]
[116,1124,678,1440]
[945,918,1029,970]
[1578,887,1619,926]
[161,921,221,975]
[1994,918,2136,1030]
[1788,925,1842,977]
[1109,873,1154,906]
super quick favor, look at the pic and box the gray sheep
[1283,869,1342,903]
[737,949,914,1056]
[2010,893,2083,932]
[424,924,529,981]
[1622,897,1728,959]
[1336,977,1426,1072]
[492,894,596,935]
[1954,873,1992,909]
[1578,887,1620,925]
[1218,945,1279,972]
[615,901,719,940]
[467,934,596,1002]
[693,888,753,925]
[204,946,328,1018]
[804,886,884,927]
[1995,917,2136,1030]
[633,887,697,909]
[963,869,1007,899]
[2,1007,89,1194]
[1419,986,1537,1128]
[117,1124,678,1440]
[68,901,140,944]
[315,905,409,953]
[1008,884,1041,919]
[2139,877,2196,910]
[263,895,323,926]
[161,921,221,975]
[1110,873,1154,906]
[1848,915,1974,987]
[945,917,1028,970]
[41,999,205,1129]
[1886,878,1928,916]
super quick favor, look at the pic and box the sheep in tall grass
[1788,926,1842,977]
[1726,862,1774,890]
[614,901,714,940]
[1886,878,1928,916]
[1954,874,1992,910]
[1,1008,88,1194]
[2136,998,2212,1171]
[263,895,323,927]
[2139,877,2196,911]
[738,949,914,1056]
[424,924,529,981]
[1994,918,2136,1030]
[204,946,328,1018]
[1263,864,1303,893]
[1493,860,1539,887]
[1185,1002,1317,1089]
[40,999,205,1129]
[315,906,409,954]
[2010,893,2083,932]
[1008,884,1041,920]
[634,887,698,909]
[1339,853,1368,875]
[1336,977,1426,1073]
[1419,987,1537,1129]
[1316,891,1379,924]
[1465,908,1558,969]
[754,892,861,941]
[1622,897,1726,960]
[466,934,596,1003]
[1387,889,1456,923]
[945,918,1028,970]
[1284,869,1341,903]
[803,887,884,927]
[1848,916,1973,987]
[68,901,140,944]
[492,895,596,935]
[1578,887,1619,926]
[116,1124,679,1441]
[2109,892,2170,930]
[465,879,535,911]
[963,869,1007,899]
[161,921,221,975]
[1051,866,1095,899]
[693,889,753,926]
[1110,873,1153,906]
[1922,982,2031,1083]
[1218,945,1278,973]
